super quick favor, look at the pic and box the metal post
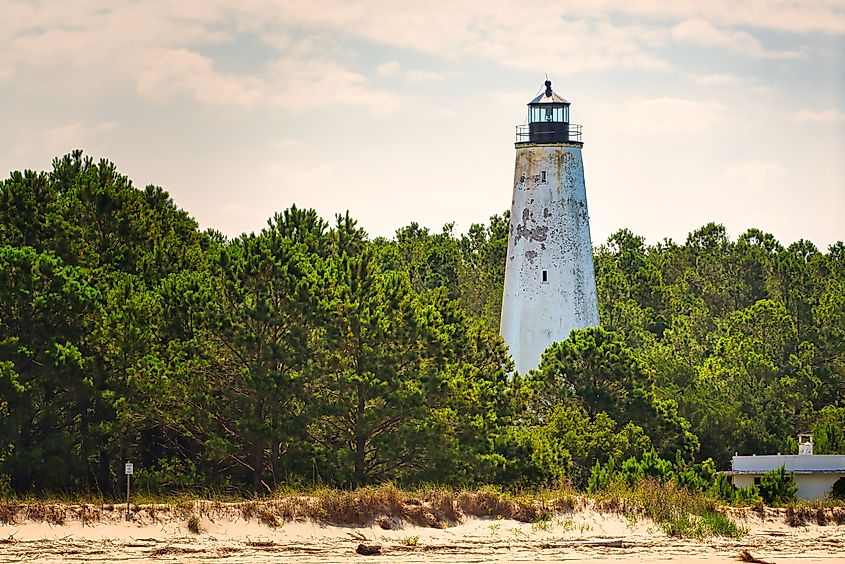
[126,472,130,520]
[124,461,133,521]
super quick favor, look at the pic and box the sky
[1,0,844,249]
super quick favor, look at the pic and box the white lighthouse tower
[500,80,599,374]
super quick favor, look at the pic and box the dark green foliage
[759,466,798,506]
[531,327,699,463]
[587,458,614,492]
[0,152,842,499]
[673,458,716,492]
[832,478,845,499]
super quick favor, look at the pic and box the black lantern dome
[516,80,582,145]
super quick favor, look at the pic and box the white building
[729,435,845,500]
[500,80,599,375]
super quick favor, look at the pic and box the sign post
[124,462,134,521]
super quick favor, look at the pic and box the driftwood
[356,543,382,555]
[737,549,773,564]
[539,538,624,549]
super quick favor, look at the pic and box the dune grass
[4,481,843,537]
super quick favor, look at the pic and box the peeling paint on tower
[500,81,599,375]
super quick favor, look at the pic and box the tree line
[0,151,842,496]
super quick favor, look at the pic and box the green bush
[587,457,615,492]
[759,466,797,506]
[709,474,760,503]
[830,477,845,500]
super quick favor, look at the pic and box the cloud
[2,2,399,113]
[273,138,306,149]
[581,0,845,35]
[376,61,401,76]
[492,90,534,108]
[136,48,264,108]
[691,73,742,86]
[266,55,402,112]
[405,69,449,84]
[589,97,725,136]
[4,1,833,114]
[433,108,458,118]
[134,45,400,112]
[717,161,787,194]
[672,19,803,59]
[377,62,449,84]
[466,16,672,73]
[10,121,119,166]
[791,109,845,124]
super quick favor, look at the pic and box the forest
[0,151,843,498]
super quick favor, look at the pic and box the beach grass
[2,481,843,537]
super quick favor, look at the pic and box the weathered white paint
[500,142,599,374]
[730,454,845,500]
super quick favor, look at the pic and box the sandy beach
[1,499,843,563]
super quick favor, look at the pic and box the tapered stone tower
[500,80,599,374]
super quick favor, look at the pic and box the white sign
[125,462,134,475]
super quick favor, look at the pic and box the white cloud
[10,121,118,166]
[589,97,725,136]
[691,73,742,86]
[672,19,803,59]
[273,138,305,149]
[405,69,449,84]
[433,108,458,118]
[133,45,401,112]
[492,90,533,108]
[376,61,401,76]
[792,109,845,124]
[136,48,264,108]
[265,55,401,112]
[718,161,787,194]
[576,0,845,35]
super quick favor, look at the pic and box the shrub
[831,477,845,500]
[709,475,760,504]
[586,458,614,493]
[735,484,761,503]
[710,475,737,502]
[759,466,797,506]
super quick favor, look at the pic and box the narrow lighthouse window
[542,270,548,283]
[541,171,547,183]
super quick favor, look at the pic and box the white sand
[0,502,842,563]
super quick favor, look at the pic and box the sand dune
[1,501,842,563]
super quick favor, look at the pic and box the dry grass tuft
[311,484,407,526]
[0,503,18,525]
[77,504,100,526]
[785,507,809,527]
[186,513,204,534]
[257,508,282,528]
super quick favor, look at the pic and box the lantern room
[516,80,582,145]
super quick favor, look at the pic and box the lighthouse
[500,80,599,374]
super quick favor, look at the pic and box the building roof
[722,470,845,475]
[529,80,570,105]
[732,454,845,474]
